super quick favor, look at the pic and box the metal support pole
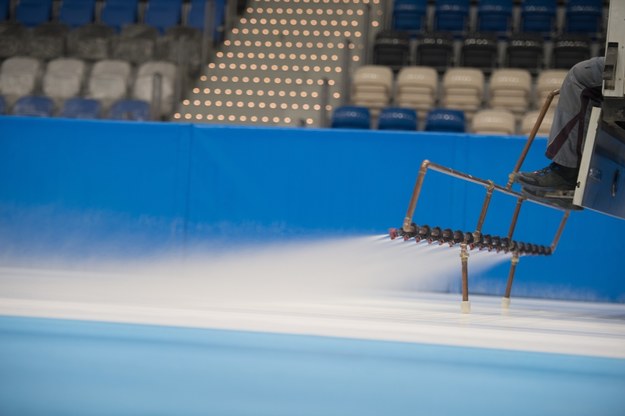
[507,198,524,240]
[506,89,560,189]
[402,160,430,233]
[474,181,495,240]
[362,3,371,65]
[342,38,352,105]
[151,72,163,121]
[550,210,570,253]
[460,243,471,313]
[319,77,329,128]
[502,252,520,309]
[200,0,215,68]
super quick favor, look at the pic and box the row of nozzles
[389,224,552,256]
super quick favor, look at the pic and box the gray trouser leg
[547,57,605,168]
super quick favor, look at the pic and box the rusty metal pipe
[550,210,570,253]
[402,160,430,232]
[507,198,524,240]
[504,252,520,299]
[475,181,495,237]
[506,89,560,189]
[460,243,469,302]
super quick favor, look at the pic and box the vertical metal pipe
[200,0,215,68]
[342,38,352,106]
[504,252,520,299]
[506,89,560,189]
[550,210,570,253]
[507,198,524,240]
[460,243,470,313]
[225,0,238,34]
[384,0,395,30]
[319,78,329,128]
[151,72,163,121]
[402,160,430,232]
[362,3,371,65]
[474,181,495,236]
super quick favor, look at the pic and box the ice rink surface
[0,238,624,415]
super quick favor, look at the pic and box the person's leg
[516,57,605,191]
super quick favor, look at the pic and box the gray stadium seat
[0,56,42,104]
[87,59,133,107]
[111,24,158,65]
[132,61,178,118]
[28,22,69,60]
[0,23,28,59]
[67,24,114,61]
[43,58,87,102]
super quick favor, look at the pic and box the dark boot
[515,162,579,191]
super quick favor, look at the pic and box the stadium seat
[28,22,69,60]
[505,33,544,74]
[373,30,411,72]
[60,97,102,119]
[351,65,394,117]
[87,59,132,106]
[12,95,54,117]
[59,0,96,28]
[144,2,182,33]
[425,108,465,132]
[477,0,513,34]
[489,69,532,118]
[15,0,53,27]
[43,58,86,101]
[0,56,42,102]
[521,110,554,136]
[67,24,115,61]
[521,0,557,35]
[157,26,202,74]
[441,68,484,120]
[434,0,469,34]
[415,32,454,72]
[378,107,418,131]
[551,34,591,70]
[0,94,5,114]
[132,61,177,118]
[535,69,567,110]
[0,0,9,21]
[0,23,28,59]
[109,99,151,121]
[393,0,427,35]
[566,0,603,35]
[101,3,137,32]
[112,24,158,65]
[395,66,438,119]
[471,109,516,135]
[460,33,498,73]
[331,106,371,129]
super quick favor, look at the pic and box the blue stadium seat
[16,0,53,27]
[425,109,465,132]
[60,97,101,119]
[393,0,427,35]
[434,0,469,34]
[477,0,513,34]
[566,0,603,35]
[521,0,557,35]
[0,94,5,114]
[331,106,371,129]
[12,95,55,117]
[109,99,151,121]
[378,108,418,131]
[145,2,182,33]
[187,0,225,42]
[59,0,96,28]
[0,0,9,22]
[101,3,137,32]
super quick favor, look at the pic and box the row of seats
[0,56,177,117]
[373,30,601,73]
[0,21,203,73]
[393,0,604,37]
[1,0,224,34]
[0,94,152,120]
[351,65,567,121]
[331,105,553,136]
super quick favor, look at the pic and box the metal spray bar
[390,90,569,313]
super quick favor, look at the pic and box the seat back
[331,106,371,129]
[378,107,418,131]
[12,95,54,117]
[87,59,132,103]
[566,0,603,34]
[505,34,544,73]
[60,97,101,119]
[415,32,454,72]
[477,0,513,33]
[435,0,469,33]
[471,109,516,135]
[16,0,53,27]
[43,57,86,100]
[59,0,96,28]
[109,99,150,120]
[425,108,465,132]
[460,33,498,72]
[521,0,557,34]
[393,0,427,34]
[373,30,411,72]
[0,56,42,99]
[551,34,591,70]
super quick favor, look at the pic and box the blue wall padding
[0,117,623,301]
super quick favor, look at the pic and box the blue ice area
[0,315,623,416]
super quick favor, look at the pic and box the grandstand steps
[176,0,382,127]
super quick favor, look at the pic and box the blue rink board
[0,316,624,416]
